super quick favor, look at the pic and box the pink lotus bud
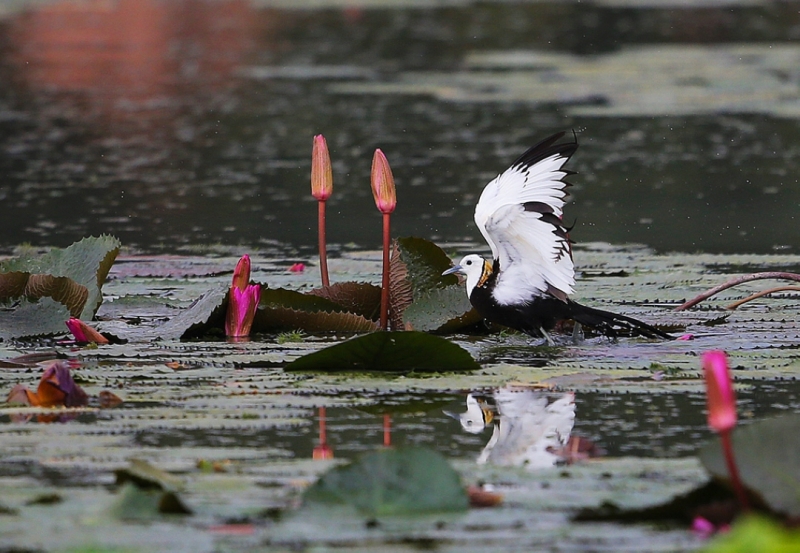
[66,318,109,344]
[371,149,396,214]
[289,263,305,273]
[225,283,261,338]
[231,255,252,291]
[702,351,737,433]
[311,135,333,202]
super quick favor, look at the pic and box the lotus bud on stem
[225,255,262,340]
[371,149,397,331]
[311,135,333,287]
[701,350,750,512]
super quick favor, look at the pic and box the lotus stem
[720,429,750,512]
[674,272,800,311]
[381,213,391,330]
[318,201,330,287]
[319,406,327,444]
[725,285,800,310]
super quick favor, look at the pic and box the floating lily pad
[699,413,800,517]
[303,446,468,516]
[0,297,73,340]
[285,331,480,373]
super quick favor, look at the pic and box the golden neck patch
[477,259,493,288]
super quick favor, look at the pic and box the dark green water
[1,0,799,255]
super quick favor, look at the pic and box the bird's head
[442,254,493,295]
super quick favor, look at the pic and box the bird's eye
[466,260,472,266]
[466,420,473,426]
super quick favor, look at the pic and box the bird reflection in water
[447,386,604,469]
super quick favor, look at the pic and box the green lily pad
[389,237,474,331]
[284,331,480,373]
[699,414,800,517]
[393,236,459,300]
[403,285,481,332]
[303,446,468,516]
[0,297,73,340]
[0,235,120,320]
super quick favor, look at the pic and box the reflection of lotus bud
[311,135,333,201]
[371,149,396,214]
[226,255,261,338]
[702,351,737,433]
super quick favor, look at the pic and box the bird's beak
[442,265,463,276]
[442,410,461,420]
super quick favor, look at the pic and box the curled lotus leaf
[255,306,379,334]
[0,271,89,317]
[306,282,382,321]
[0,234,120,320]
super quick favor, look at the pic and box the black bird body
[444,132,670,342]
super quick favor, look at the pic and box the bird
[442,131,671,345]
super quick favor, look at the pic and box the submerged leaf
[699,413,800,517]
[285,331,480,373]
[304,446,468,516]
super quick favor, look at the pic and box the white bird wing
[474,132,577,304]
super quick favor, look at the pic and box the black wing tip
[511,130,579,171]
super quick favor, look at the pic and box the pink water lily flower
[225,255,262,338]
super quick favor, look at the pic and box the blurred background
[0,0,799,256]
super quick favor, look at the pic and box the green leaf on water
[393,236,460,301]
[0,235,120,320]
[389,237,474,331]
[403,285,481,332]
[304,446,468,516]
[699,413,800,517]
[0,297,73,340]
[285,331,480,373]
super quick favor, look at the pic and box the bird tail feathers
[568,303,671,340]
